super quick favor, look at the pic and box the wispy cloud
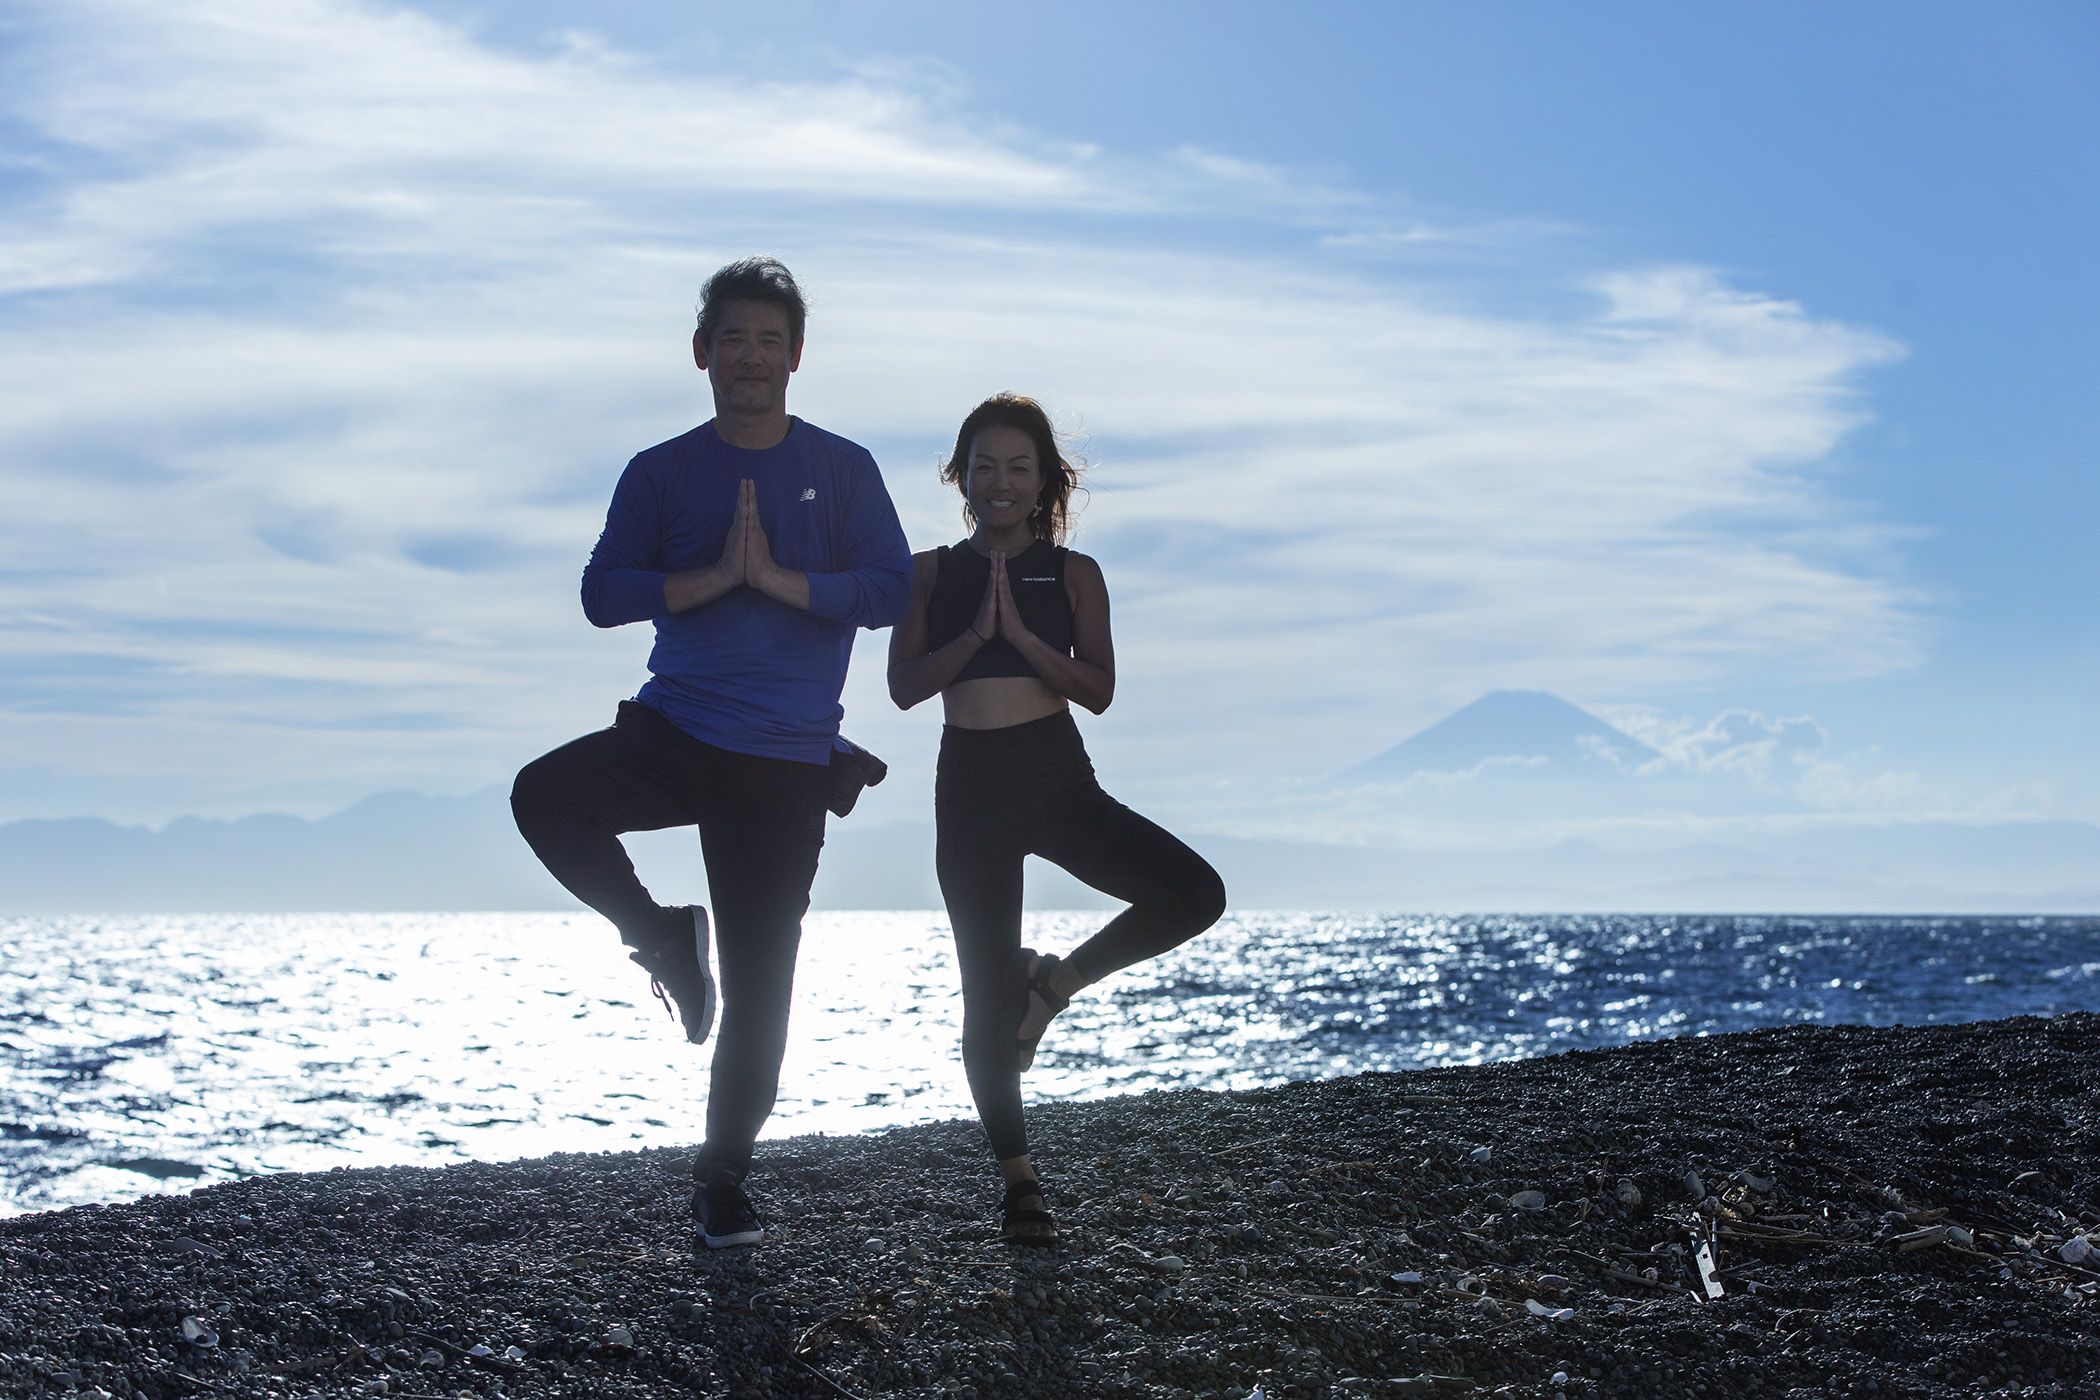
[0,0,1928,823]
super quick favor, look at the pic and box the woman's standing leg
[937,767,1056,1241]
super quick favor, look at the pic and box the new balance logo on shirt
[799,488,816,502]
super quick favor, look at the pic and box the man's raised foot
[627,905,716,1045]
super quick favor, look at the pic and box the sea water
[4,911,2096,1216]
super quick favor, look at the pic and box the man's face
[695,299,802,419]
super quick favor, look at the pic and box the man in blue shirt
[511,258,911,1247]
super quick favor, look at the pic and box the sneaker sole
[686,906,717,1045]
[698,1223,764,1249]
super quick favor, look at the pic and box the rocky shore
[4,1013,2097,1399]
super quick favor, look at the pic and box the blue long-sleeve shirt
[581,418,911,764]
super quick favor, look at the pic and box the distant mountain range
[4,692,2096,913]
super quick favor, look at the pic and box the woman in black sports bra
[889,393,1226,1245]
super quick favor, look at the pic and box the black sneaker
[628,906,716,1045]
[693,1169,765,1249]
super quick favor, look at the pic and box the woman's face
[965,424,1043,534]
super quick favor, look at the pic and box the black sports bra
[926,539,1074,683]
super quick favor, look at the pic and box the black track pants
[510,700,829,1173]
[935,711,1226,1161]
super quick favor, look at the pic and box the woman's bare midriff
[942,676,1068,730]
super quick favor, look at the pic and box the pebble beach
[4,1012,2096,1399]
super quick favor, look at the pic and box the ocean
[4,911,2097,1217]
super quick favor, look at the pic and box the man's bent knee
[510,754,562,832]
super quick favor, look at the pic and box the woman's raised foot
[1014,950,1072,1072]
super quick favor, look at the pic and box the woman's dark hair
[939,394,1085,545]
[696,257,807,348]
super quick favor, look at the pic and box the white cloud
[1601,707,1829,781]
[0,0,1931,823]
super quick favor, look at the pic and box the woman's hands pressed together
[991,552,1034,644]
[971,551,1000,642]
[970,551,1036,646]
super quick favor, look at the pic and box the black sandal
[1014,949,1070,1073]
[1000,1177,1059,1247]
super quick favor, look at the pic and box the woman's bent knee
[1181,860,1227,934]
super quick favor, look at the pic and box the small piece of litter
[1468,1147,1493,1163]
[179,1317,218,1349]
[1391,1270,1424,1286]
[1508,1190,1547,1211]
[1693,1235,1726,1300]
[1524,1298,1574,1320]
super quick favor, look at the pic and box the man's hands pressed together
[663,477,811,614]
[730,478,810,610]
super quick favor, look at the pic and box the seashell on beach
[180,1316,218,1348]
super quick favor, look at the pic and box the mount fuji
[1346,689,1659,782]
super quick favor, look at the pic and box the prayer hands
[729,478,779,591]
[986,551,1031,644]
[971,552,1000,642]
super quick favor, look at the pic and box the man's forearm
[752,562,812,611]
[664,563,740,614]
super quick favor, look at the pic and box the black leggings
[510,701,829,1175]
[936,711,1226,1161]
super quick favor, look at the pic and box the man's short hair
[697,257,807,349]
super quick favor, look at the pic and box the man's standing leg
[510,701,717,1042]
[686,748,829,1247]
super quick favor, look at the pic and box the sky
[1,0,2094,844]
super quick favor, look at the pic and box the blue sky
[1,0,2094,843]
